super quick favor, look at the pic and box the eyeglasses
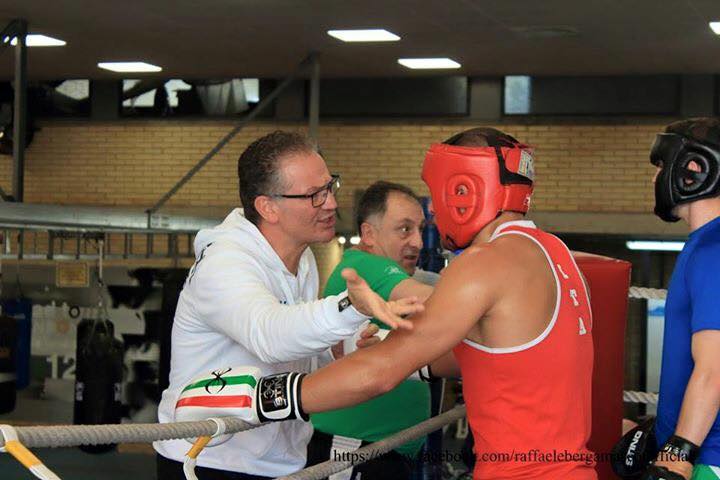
[271,174,341,208]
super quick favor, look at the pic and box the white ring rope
[276,405,467,480]
[0,418,260,450]
[623,390,659,405]
[278,390,660,480]
[277,391,659,480]
[628,286,667,300]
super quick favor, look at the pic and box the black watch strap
[338,295,352,312]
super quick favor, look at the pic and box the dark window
[504,75,680,116]
[121,79,260,117]
[319,77,468,116]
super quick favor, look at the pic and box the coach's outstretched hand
[343,268,422,330]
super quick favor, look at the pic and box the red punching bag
[573,253,631,480]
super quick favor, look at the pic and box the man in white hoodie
[154,131,422,479]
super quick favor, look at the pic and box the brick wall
[0,120,662,214]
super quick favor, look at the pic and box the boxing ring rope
[623,390,659,405]
[276,405,467,480]
[0,286,666,479]
[0,418,259,449]
[0,389,658,450]
[628,286,667,300]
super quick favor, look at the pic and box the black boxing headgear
[651,132,720,222]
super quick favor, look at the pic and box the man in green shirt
[307,181,435,480]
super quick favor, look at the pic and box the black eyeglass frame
[269,174,341,208]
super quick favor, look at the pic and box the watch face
[338,296,352,312]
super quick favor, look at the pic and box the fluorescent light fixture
[327,29,400,42]
[7,34,66,47]
[98,62,162,73]
[626,241,685,252]
[350,236,361,245]
[710,22,720,34]
[337,236,347,245]
[398,57,461,69]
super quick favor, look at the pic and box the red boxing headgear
[422,138,535,250]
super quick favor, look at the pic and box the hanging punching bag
[1,298,32,390]
[74,318,124,453]
[0,315,17,414]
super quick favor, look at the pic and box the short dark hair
[443,126,521,147]
[665,117,720,148]
[237,130,317,225]
[356,181,421,234]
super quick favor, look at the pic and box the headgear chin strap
[651,133,720,222]
[422,141,534,249]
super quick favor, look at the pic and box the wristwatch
[338,295,352,312]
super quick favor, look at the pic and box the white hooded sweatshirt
[154,209,369,476]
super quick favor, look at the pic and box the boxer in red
[180,128,597,480]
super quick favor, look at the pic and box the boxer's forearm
[651,331,720,479]
[675,330,720,445]
[674,367,720,445]
[301,330,460,410]
[653,368,719,479]
[301,342,406,412]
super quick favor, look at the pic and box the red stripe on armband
[176,395,252,409]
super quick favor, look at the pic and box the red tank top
[453,221,596,480]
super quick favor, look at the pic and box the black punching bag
[0,315,17,414]
[74,319,124,453]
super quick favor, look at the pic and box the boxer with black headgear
[639,118,720,480]
[651,125,720,223]
[179,127,598,480]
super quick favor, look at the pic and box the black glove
[611,417,658,479]
[639,464,686,480]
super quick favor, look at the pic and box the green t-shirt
[311,249,431,457]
